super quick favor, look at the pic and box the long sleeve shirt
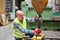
[13,17,35,34]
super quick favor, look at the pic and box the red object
[34,29,41,35]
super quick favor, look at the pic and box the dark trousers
[15,37,22,40]
[25,33,34,38]
[15,34,34,40]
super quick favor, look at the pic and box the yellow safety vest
[12,17,27,38]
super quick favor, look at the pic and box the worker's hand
[34,15,40,23]
[32,30,35,34]
[34,15,39,20]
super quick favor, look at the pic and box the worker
[12,10,40,40]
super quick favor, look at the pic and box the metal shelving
[53,0,60,20]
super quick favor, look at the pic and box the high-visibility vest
[12,17,27,38]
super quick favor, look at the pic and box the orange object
[31,0,48,14]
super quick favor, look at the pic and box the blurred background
[0,0,60,40]
[0,0,60,30]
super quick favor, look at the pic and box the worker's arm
[25,17,35,22]
[13,22,34,34]
[25,16,42,22]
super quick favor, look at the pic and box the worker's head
[16,10,24,21]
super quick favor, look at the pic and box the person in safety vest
[12,10,41,40]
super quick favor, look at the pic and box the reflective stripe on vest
[12,17,27,38]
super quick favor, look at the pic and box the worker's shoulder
[14,18,18,21]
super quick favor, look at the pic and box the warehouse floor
[0,22,15,40]
[0,22,60,40]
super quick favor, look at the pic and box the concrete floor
[0,22,15,40]
[0,22,60,40]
